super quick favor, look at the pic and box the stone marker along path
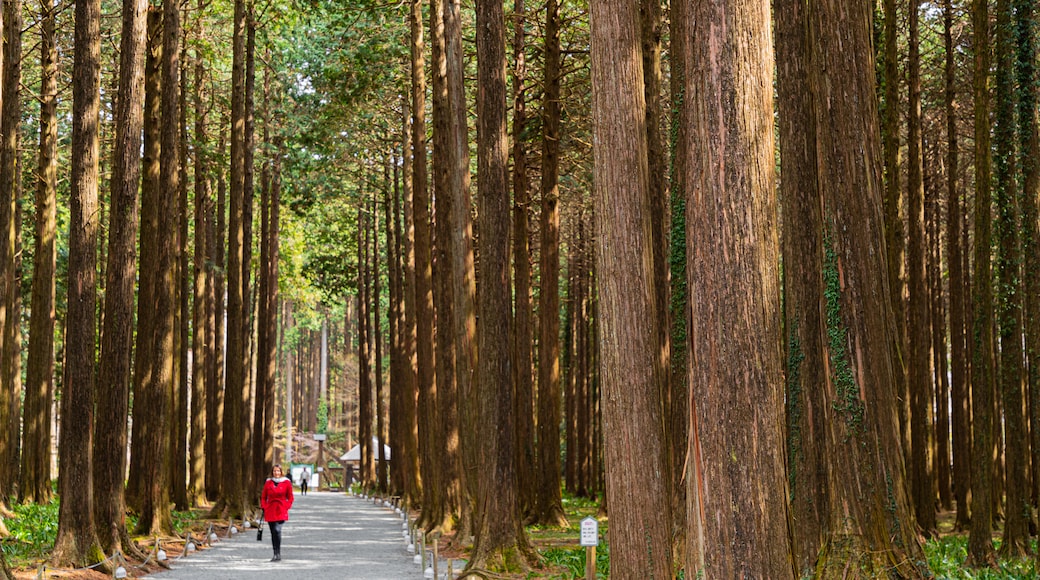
[156,491,451,580]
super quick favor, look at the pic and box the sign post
[580,516,599,580]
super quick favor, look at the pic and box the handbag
[257,515,264,541]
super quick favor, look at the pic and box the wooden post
[585,545,596,580]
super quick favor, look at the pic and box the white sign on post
[580,516,599,547]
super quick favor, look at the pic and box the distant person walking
[300,468,310,495]
[260,465,294,562]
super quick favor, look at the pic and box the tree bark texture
[535,0,566,528]
[680,0,792,574]
[968,0,996,563]
[468,0,532,568]
[907,0,937,535]
[589,0,672,576]
[944,0,971,529]
[52,0,104,564]
[20,0,55,506]
[94,0,146,552]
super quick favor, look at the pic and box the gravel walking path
[155,491,454,580]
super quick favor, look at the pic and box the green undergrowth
[1,497,60,563]
[527,493,609,579]
[925,535,1038,579]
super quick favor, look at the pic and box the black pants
[301,481,308,494]
[269,520,284,553]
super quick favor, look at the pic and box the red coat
[261,477,294,522]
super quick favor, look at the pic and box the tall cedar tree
[945,0,971,530]
[222,0,250,517]
[511,0,537,521]
[1014,0,1040,516]
[776,0,827,569]
[400,93,421,506]
[411,0,438,529]
[681,0,792,574]
[968,0,997,563]
[51,0,104,565]
[0,0,16,511]
[793,0,929,571]
[358,206,373,484]
[641,0,671,543]
[535,0,567,527]
[173,20,191,511]
[882,0,910,464]
[128,7,162,512]
[467,0,533,569]
[94,0,146,554]
[190,0,211,503]
[20,0,53,506]
[589,0,672,576]
[445,0,478,535]
[389,117,409,498]
[242,7,257,491]
[206,120,227,501]
[374,189,389,493]
[907,0,938,536]
[993,0,1030,555]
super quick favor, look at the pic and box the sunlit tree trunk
[590,0,672,575]
[510,0,536,521]
[907,0,937,536]
[680,0,792,574]
[20,0,53,507]
[222,0,250,517]
[881,0,910,466]
[94,0,146,553]
[399,95,421,506]
[190,0,210,504]
[467,0,532,568]
[0,0,17,511]
[128,7,162,512]
[51,0,104,564]
[533,0,567,528]
[411,0,438,528]
[206,120,227,502]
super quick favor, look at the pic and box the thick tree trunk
[882,0,910,467]
[52,0,105,565]
[0,0,18,509]
[190,0,210,504]
[206,122,227,502]
[967,0,997,564]
[173,17,191,511]
[467,0,533,569]
[222,0,249,518]
[534,0,567,528]
[411,0,438,526]
[510,0,536,521]
[680,0,792,574]
[907,0,937,536]
[21,0,55,506]
[1013,0,1040,518]
[128,8,162,512]
[374,187,388,493]
[358,207,374,484]
[993,0,1029,555]
[927,151,952,512]
[400,95,421,507]
[589,0,672,576]
[775,0,826,569]
[810,0,928,570]
[94,0,146,553]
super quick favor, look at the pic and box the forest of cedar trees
[0,0,1037,576]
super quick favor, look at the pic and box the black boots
[270,551,281,562]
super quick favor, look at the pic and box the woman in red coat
[260,465,294,561]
